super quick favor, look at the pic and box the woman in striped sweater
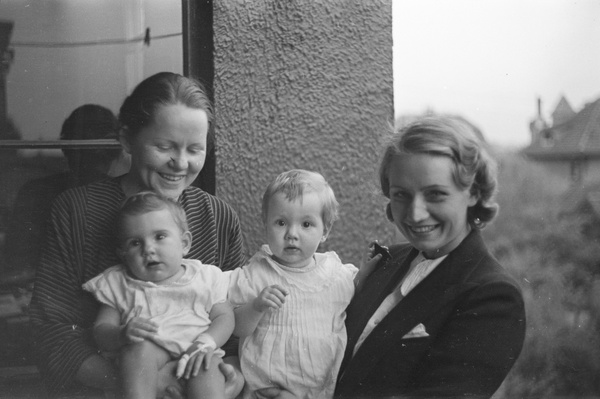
[29,72,245,398]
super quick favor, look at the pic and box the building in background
[525,95,600,185]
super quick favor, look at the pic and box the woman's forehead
[388,153,457,188]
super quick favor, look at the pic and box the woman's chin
[152,184,186,199]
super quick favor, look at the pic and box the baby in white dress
[83,192,233,399]
[228,170,376,399]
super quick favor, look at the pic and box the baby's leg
[119,340,171,399]
[186,359,226,399]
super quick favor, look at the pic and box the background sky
[393,0,600,148]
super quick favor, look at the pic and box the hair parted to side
[114,191,189,246]
[379,115,499,229]
[118,72,214,145]
[262,169,339,232]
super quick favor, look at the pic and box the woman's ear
[468,186,480,207]
[181,231,192,256]
[119,127,132,154]
[468,195,478,207]
[386,203,394,222]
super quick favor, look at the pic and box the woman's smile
[406,224,438,234]
[158,172,187,182]
[122,103,208,199]
[388,153,476,259]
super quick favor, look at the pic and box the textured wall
[214,0,395,265]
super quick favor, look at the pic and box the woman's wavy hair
[118,72,214,149]
[379,116,499,229]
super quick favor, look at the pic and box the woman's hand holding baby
[354,241,390,292]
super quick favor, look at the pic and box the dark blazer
[336,230,525,398]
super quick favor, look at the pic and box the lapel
[340,230,489,386]
[344,245,417,349]
[340,244,417,372]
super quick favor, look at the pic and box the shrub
[485,150,600,398]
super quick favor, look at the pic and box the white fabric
[353,253,446,355]
[228,245,357,399]
[82,259,229,357]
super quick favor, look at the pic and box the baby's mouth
[146,260,160,267]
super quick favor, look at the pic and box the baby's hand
[121,316,158,344]
[254,285,289,313]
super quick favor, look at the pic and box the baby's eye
[156,233,166,240]
[275,220,286,227]
[127,239,141,248]
[302,221,312,228]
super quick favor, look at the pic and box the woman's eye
[392,191,409,201]
[426,191,447,201]
[156,234,166,240]
[157,144,171,151]
[188,146,205,155]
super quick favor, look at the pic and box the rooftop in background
[525,96,600,160]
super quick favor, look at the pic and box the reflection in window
[0,0,183,374]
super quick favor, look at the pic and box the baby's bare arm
[93,304,157,351]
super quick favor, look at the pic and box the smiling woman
[335,115,526,398]
[122,102,208,197]
[386,153,477,259]
[28,72,246,398]
[118,72,211,199]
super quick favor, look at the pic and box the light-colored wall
[213,0,395,265]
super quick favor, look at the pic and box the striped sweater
[29,177,245,395]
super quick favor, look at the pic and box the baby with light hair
[228,169,376,399]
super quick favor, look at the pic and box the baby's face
[118,209,190,284]
[265,191,327,268]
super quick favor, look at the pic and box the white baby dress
[228,245,357,399]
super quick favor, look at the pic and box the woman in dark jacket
[335,116,525,398]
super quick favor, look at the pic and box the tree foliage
[484,150,600,398]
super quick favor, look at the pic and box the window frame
[0,0,216,193]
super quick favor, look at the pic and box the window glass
[0,0,183,371]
